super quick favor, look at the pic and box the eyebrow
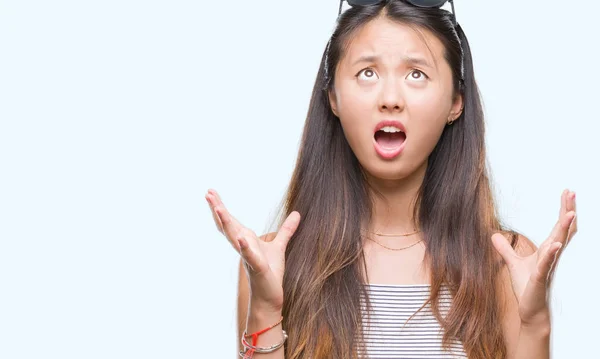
[351,55,433,68]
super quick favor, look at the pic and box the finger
[559,189,568,218]
[540,209,575,252]
[541,191,575,248]
[540,196,564,249]
[538,241,562,287]
[566,212,577,247]
[208,189,244,232]
[208,188,224,205]
[566,191,577,242]
[214,205,247,247]
[554,210,576,247]
[209,189,244,228]
[539,211,575,265]
[549,194,575,280]
[273,211,301,249]
[205,194,224,232]
[540,223,559,249]
[205,192,224,233]
[491,233,519,266]
[548,213,571,282]
[208,190,248,249]
[546,245,562,285]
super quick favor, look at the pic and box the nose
[378,78,405,113]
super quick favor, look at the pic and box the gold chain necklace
[366,236,424,251]
[367,229,421,237]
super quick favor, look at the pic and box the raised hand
[491,189,578,325]
[205,189,301,312]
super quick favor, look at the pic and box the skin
[328,17,463,250]
[204,15,579,359]
[327,17,464,282]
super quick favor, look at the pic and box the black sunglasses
[339,0,457,26]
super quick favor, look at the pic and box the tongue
[375,131,406,149]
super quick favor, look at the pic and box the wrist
[247,299,283,330]
[249,296,284,314]
[245,304,285,351]
[247,306,283,323]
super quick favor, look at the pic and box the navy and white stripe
[358,283,468,359]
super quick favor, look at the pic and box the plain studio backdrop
[0,0,598,358]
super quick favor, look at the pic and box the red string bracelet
[241,316,284,358]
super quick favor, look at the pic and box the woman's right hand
[205,189,301,312]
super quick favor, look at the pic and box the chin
[362,163,416,181]
[359,154,428,182]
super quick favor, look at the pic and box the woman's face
[329,17,463,181]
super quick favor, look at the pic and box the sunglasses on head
[338,0,457,26]
[325,0,463,89]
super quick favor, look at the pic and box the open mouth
[374,129,406,150]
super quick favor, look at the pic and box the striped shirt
[358,283,468,359]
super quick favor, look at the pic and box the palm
[246,234,287,287]
[232,231,288,308]
[263,240,287,284]
[504,249,553,319]
[492,189,577,324]
[205,189,300,310]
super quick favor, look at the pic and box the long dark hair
[268,2,520,358]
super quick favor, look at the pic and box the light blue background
[1,0,598,358]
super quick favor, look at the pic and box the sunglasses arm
[449,0,457,26]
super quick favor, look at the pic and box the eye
[356,68,379,82]
[407,69,429,81]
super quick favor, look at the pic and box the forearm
[511,320,551,359]
[243,303,286,358]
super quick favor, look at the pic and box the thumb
[274,211,301,249]
[491,233,518,266]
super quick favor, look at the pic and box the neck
[364,160,427,236]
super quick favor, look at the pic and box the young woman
[205,1,578,358]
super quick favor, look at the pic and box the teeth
[379,126,403,133]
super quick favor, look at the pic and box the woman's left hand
[491,189,578,326]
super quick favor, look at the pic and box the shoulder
[495,231,537,356]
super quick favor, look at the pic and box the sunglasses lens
[347,0,381,6]
[404,0,447,7]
